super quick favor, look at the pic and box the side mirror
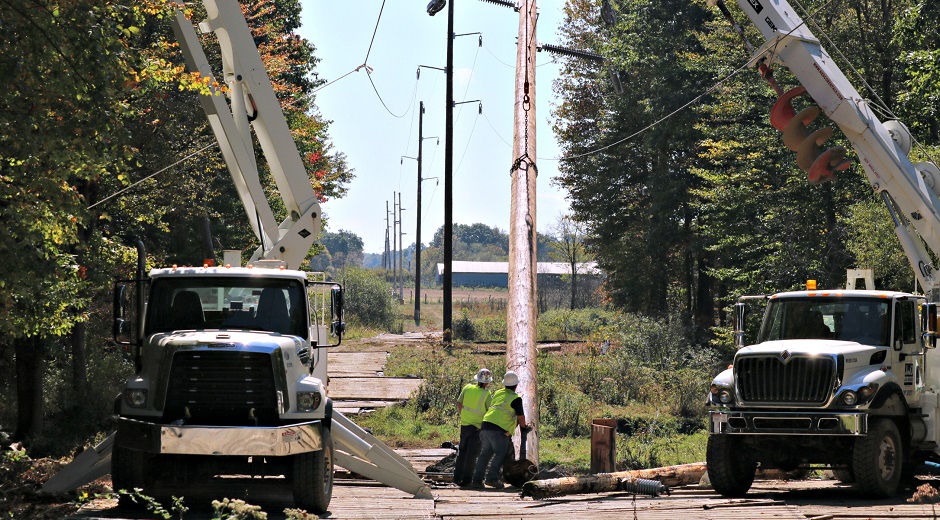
[922,302,938,349]
[733,302,747,348]
[330,285,345,338]
[113,284,130,344]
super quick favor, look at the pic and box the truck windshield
[146,277,307,337]
[758,297,890,346]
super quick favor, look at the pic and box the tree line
[552,0,940,345]
[0,0,351,444]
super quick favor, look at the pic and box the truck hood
[739,339,878,358]
[151,330,306,354]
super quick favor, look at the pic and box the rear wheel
[706,435,756,497]
[292,427,334,513]
[853,417,902,497]
[831,465,855,483]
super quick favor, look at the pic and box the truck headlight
[841,390,858,405]
[710,384,734,405]
[297,391,322,412]
[718,389,733,404]
[124,389,148,408]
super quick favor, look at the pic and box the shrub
[339,267,397,330]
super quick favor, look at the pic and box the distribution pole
[415,101,425,325]
[507,0,539,464]
[443,0,454,347]
[392,194,398,288]
[384,201,391,272]
[398,191,405,302]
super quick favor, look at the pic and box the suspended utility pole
[507,0,539,465]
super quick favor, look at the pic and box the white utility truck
[42,0,431,512]
[705,0,940,498]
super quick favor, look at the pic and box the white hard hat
[475,368,493,384]
[503,370,519,386]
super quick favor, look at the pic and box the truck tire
[292,427,334,513]
[853,417,902,497]
[831,465,855,483]
[706,435,756,497]
[111,442,146,508]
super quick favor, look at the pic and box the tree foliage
[552,0,940,342]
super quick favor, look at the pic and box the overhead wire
[88,142,217,210]
[552,59,753,162]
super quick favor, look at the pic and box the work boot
[484,480,504,489]
[468,481,484,490]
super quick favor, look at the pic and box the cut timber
[522,462,707,499]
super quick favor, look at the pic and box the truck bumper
[709,410,868,436]
[116,417,324,456]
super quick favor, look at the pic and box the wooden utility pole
[415,101,425,325]
[398,191,405,302]
[507,0,539,464]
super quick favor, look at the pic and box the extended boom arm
[728,0,940,298]
[171,0,321,269]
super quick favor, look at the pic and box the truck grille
[735,355,836,405]
[164,351,279,426]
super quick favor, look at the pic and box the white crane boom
[731,0,940,298]
[171,0,321,269]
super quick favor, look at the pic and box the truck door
[894,298,923,400]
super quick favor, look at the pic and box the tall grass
[369,308,719,472]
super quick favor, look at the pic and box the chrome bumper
[117,417,324,456]
[709,410,868,436]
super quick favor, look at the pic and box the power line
[552,59,752,162]
[88,142,217,210]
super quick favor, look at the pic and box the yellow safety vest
[459,383,491,427]
[483,388,520,432]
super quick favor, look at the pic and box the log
[521,462,707,499]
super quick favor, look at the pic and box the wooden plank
[329,377,423,400]
[328,352,389,377]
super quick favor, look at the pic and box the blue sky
[298,1,571,254]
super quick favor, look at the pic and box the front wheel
[706,435,756,497]
[292,427,334,514]
[111,432,147,509]
[853,417,903,497]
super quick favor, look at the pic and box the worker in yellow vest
[453,368,493,487]
[470,370,529,489]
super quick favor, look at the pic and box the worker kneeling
[470,370,529,489]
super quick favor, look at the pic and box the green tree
[321,229,365,269]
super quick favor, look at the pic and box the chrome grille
[164,351,278,426]
[735,355,835,404]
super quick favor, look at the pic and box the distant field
[393,287,508,333]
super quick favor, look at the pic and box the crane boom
[171,0,321,269]
[730,0,940,298]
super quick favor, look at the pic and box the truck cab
[707,285,939,498]
[112,263,342,512]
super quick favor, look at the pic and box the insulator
[770,86,807,131]
[619,477,669,497]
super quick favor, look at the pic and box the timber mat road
[69,476,940,519]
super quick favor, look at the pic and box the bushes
[339,267,397,330]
